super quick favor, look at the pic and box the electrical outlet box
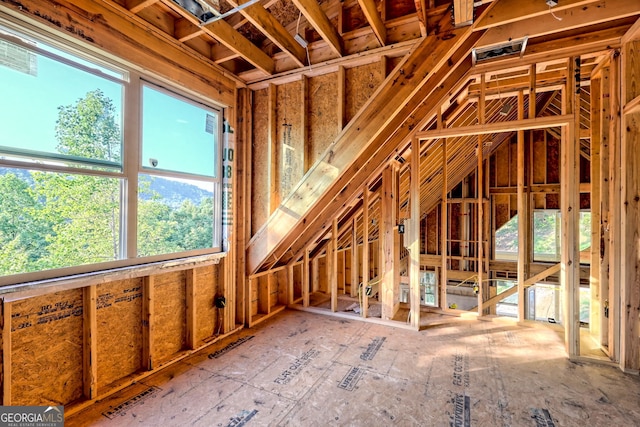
[546,0,558,7]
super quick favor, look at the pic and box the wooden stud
[620,37,640,372]
[338,66,346,131]
[287,262,295,305]
[303,249,310,307]
[330,218,339,312]
[517,90,527,322]
[561,57,581,358]
[477,74,485,315]
[362,187,370,318]
[185,269,196,349]
[599,63,611,350]
[529,64,537,119]
[590,74,602,345]
[83,285,98,399]
[609,52,622,361]
[142,276,155,371]
[351,218,359,298]
[441,140,448,310]
[2,299,11,405]
[410,137,422,329]
[381,164,397,320]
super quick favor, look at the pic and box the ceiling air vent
[472,37,528,65]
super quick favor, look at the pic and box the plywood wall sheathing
[309,73,339,164]
[277,81,304,198]
[194,265,219,347]
[96,279,143,393]
[252,88,270,235]
[11,289,84,406]
[345,62,384,123]
[153,271,186,365]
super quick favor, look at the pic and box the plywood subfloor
[67,310,640,426]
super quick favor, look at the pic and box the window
[494,215,518,261]
[532,210,591,263]
[0,23,223,284]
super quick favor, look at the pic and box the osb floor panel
[67,310,640,426]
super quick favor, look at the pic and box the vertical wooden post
[517,90,527,322]
[620,35,640,372]
[303,248,310,307]
[441,140,448,309]
[410,137,422,329]
[142,276,155,370]
[362,186,370,318]
[599,63,611,350]
[351,218,359,298]
[2,299,11,405]
[590,74,603,345]
[83,285,97,399]
[477,74,485,315]
[330,218,339,312]
[561,57,581,358]
[268,83,279,212]
[185,269,196,349]
[609,52,622,361]
[381,164,397,320]
[287,261,295,305]
[236,88,250,327]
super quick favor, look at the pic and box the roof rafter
[357,0,387,46]
[291,0,343,58]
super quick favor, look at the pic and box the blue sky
[0,38,217,179]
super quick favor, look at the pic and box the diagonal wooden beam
[203,18,275,74]
[357,0,387,46]
[475,0,600,30]
[127,0,160,14]
[226,0,307,67]
[291,0,343,58]
[479,263,561,309]
[477,0,640,48]
[414,0,428,36]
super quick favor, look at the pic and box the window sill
[0,252,227,302]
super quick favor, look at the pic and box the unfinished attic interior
[0,0,640,424]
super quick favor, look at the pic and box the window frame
[0,17,225,288]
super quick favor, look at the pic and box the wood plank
[410,138,421,328]
[303,249,310,307]
[620,37,640,372]
[478,0,640,49]
[203,18,275,74]
[362,187,370,318]
[609,53,622,361]
[416,115,573,140]
[330,218,338,312]
[441,141,448,310]
[561,57,581,358]
[2,300,11,405]
[292,0,344,57]
[357,0,387,46]
[453,0,474,26]
[482,263,561,309]
[590,74,602,345]
[380,165,396,319]
[517,91,526,322]
[414,0,428,36]
[185,269,196,349]
[246,14,487,273]
[128,0,160,14]
[477,74,485,315]
[83,285,98,399]
[226,0,306,67]
[599,64,611,349]
[142,276,154,371]
[475,0,600,30]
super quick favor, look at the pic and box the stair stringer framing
[246,12,492,274]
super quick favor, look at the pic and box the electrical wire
[549,4,563,21]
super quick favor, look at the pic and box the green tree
[31,89,122,268]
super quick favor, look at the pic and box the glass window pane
[0,167,122,275]
[142,85,218,178]
[533,210,561,262]
[0,38,123,169]
[495,215,518,261]
[137,174,216,257]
